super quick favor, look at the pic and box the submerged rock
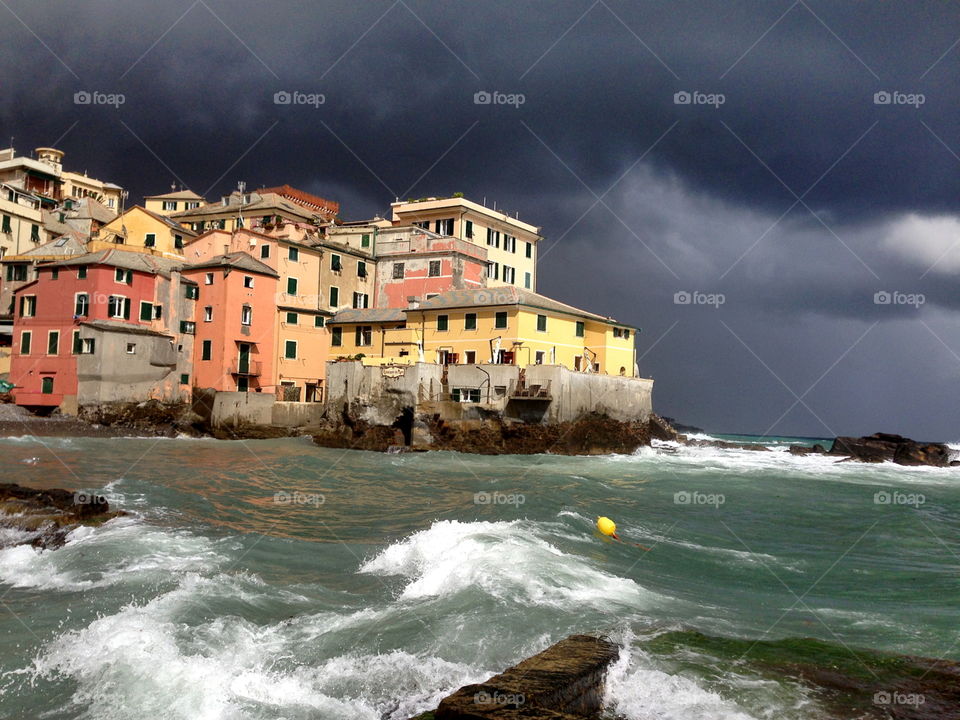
[829,433,954,467]
[0,482,123,550]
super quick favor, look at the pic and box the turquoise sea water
[0,434,957,719]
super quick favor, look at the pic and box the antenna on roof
[170,182,176,192]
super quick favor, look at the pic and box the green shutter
[285,340,297,359]
[287,277,297,295]
[576,321,584,337]
[331,327,342,346]
[537,315,547,332]
[437,315,448,331]
[140,302,153,321]
[123,298,131,320]
[314,316,325,328]
[21,332,31,355]
[361,233,370,247]
[495,312,507,329]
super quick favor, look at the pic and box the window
[361,233,370,248]
[504,235,516,253]
[114,268,133,284]
[243,275,254,288]
[613,328,621,338]
[524,272,531,289]
[355,326,372,346]
[260,244,270,259]
[331,327,342,346]
[6,264,27,282]
[41,377,54,394]
[331,254,342,271]
[19,295,36,317]
[392,263,404,279]
[503,266,515,284]
[495,311,507,329]
[237,377,248,392]
[201,339,212,361]
[154,305,162,320]
[622,329,630,339]
[186,201,199,210]
[203,306,213,322]
[357,261,367,278]
[20,331,31,355]
[78,266,87,279]
[47,331,59,355]
[329,286,339,307]
[1,215,10,233]
[465,220,473,238]
[241,305,252,325]
[428,260,441,277]
[465,313,477,330]
[162,201,177,211]
[537,314,547,332]
[51,268,59,280]
[80,338,96,354]
[575,321,585,338]
[535,350,545,365]
[72,330,82,354]
[174,234,184,250]
[465,350,476,364]
[314,316,325,328]
[487,262,499,280]
[437,314,448,331]
[286,311,298,324]
[284,340,297,359]
[180,374,189,385]
[453,388,481,403]
[184,284,199,299]
[30,224,40,242]
[144,233,156,248]
[205,273,214,285]
[125,343,136,354]
[108,296,130,319]
[525,242,533,258]
[286,277,298,295]
[140,301,154,321]
[180,321,196,334]
[352,292,369,309]
[435,218,454,235]
[288,246,299,261]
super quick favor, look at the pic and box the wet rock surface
[0,482,124,550]
[828,433,955,467]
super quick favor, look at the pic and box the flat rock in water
[0,482,121,550]
[829,434,954,467]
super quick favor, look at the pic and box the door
[238,343,250,374]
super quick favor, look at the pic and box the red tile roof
[258,185,338,217]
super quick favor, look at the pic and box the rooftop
[329,307,407,324]
[49,249,183,277]
[258,185,338,215]
[80,320,174,338]
[410,287,622,324]
[144,189,205,201]
[184,251,279,277]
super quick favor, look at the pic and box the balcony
[229,360,262,376]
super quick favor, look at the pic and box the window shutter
[123,298,131,320]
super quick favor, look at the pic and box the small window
[537,314,547,332]
[465,220,473,238]
[352,292,369,309]
[201,339,212,361]
[465,350,476,364]
[108,296,130,319]
[20,331,31,355]
[437,314,448,331]
[241,275,253,289]
[428,260,441,277]
[314,316,325,328]
[465,313,477,330]
[575,321,584,338]
[1,215,10,233]
[82,338,96,354]
[241,305,252,325]
[162,201,177,211]
[126,343,136,354]
[184,284,199,299]
[144,233,156,247]
[284,340,297,359]
[331,254,342,272]
[71,330,82,354]
[179,321,196,334]
[174,234,184,250]
[204,306,213,322]
[78,266,87,279]
[392,263,404,279]
[47,331,59,355]
[19,295,36,317]
[180,374,189,385]
[357,261,367,278]
[288,246,299,261]
[535,350,545,365]
[495,311,507,329]
[205,272,214,285]
[355,326,372,346]
[329,286,339,308]
[286,311,298,324]
[74,293,89,317]
[41,376,54,394]
[154,305,163,320]
[30,224,40,242]
[331,327,342,346]
[361,233,370,248]
[140,301,154,321]
[524,272,531,289]
[260,244,270,259]
[287,277,298,295]
[525,242,533,258]
[51,268,59,280]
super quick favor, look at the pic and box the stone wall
[210,391,274,427]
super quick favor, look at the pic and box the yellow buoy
[597,516,617,537]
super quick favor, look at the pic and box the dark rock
[0,482,123,550]
[789,444,826,456]
[435,635,619,720]
[829,434,954,467]
[648,414,680,442]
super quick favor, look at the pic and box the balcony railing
[229,360,262,376]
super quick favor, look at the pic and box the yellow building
[390,196,542,292]
[328,287,637,376]
[91,206,196,258]
[144,189,206,217]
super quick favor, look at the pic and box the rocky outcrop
[79,399,206,436]
[0,482,123,549]
[829,433,956,467]
[432,635,619,720]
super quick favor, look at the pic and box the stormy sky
[2,0,959,439]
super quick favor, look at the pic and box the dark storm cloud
[2,0,959,436]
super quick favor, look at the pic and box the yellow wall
[96,207,188,258]
[331,305,636,376]
[144,197,205,217]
